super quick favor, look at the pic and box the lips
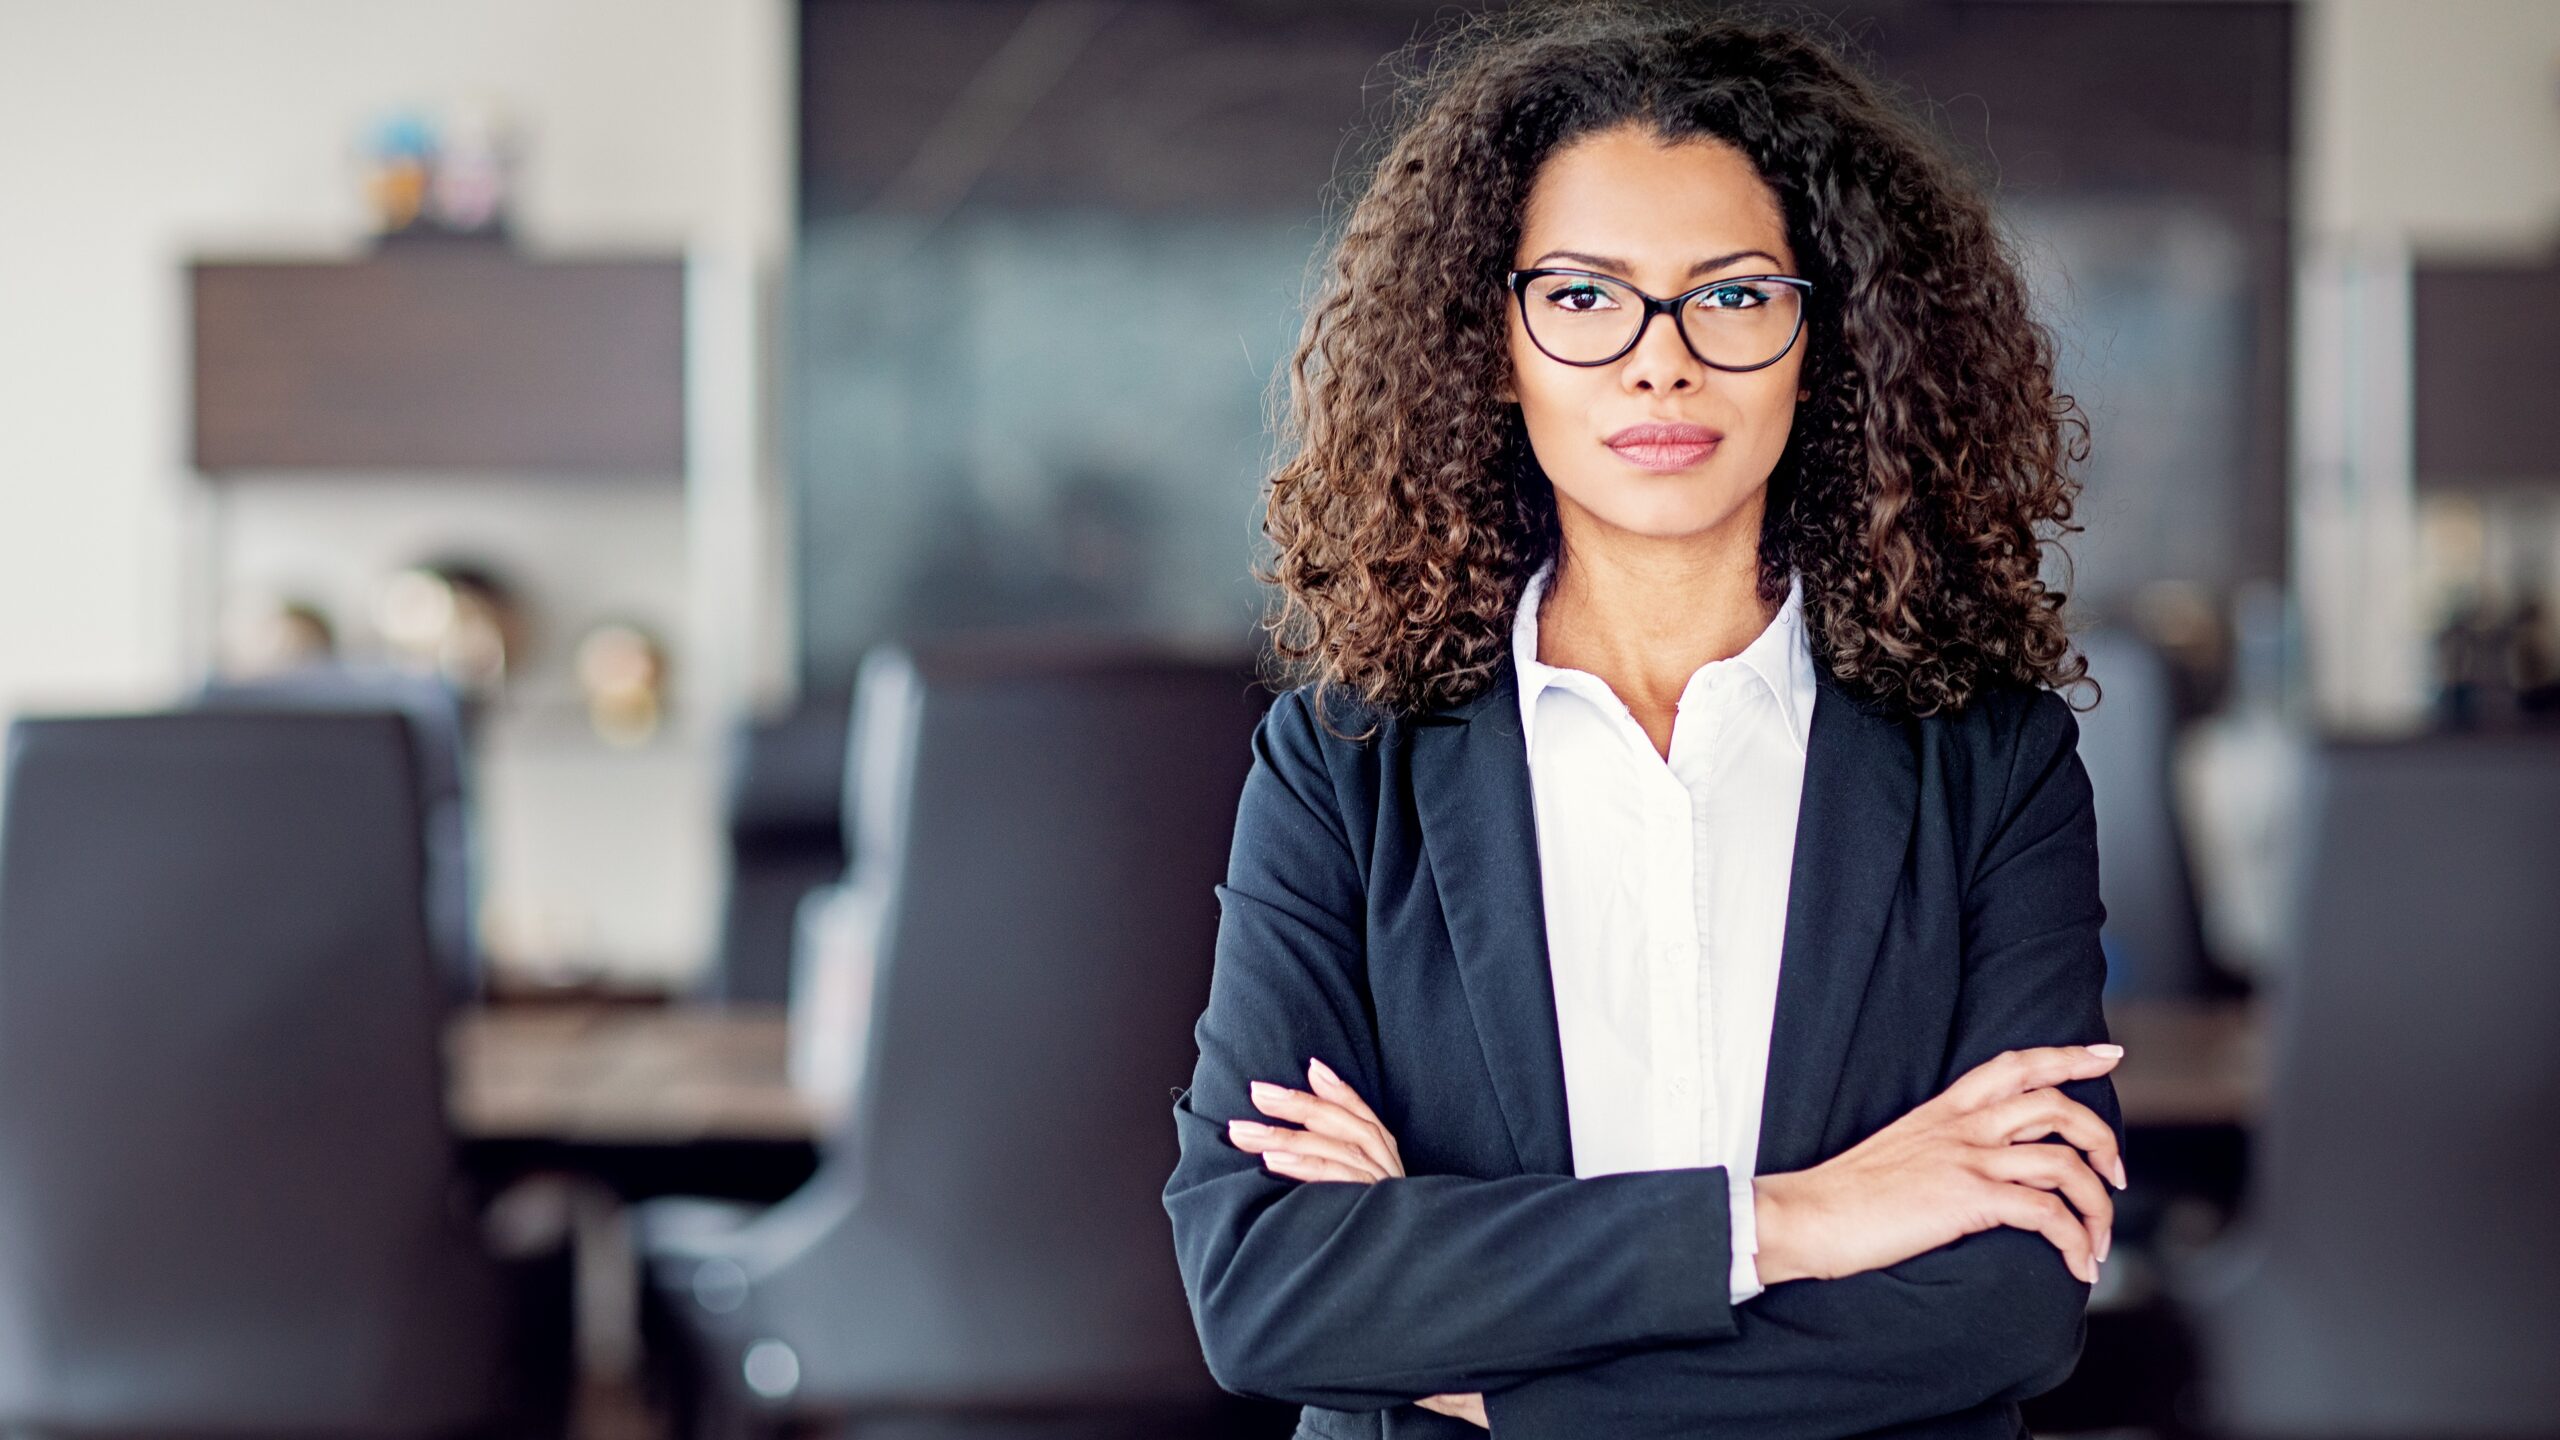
[1604,421,1725,471]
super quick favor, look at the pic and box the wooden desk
[2104,997,2268,1129]
[449,1003,814,1145]
[448,997,2265,1146]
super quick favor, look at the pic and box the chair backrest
[2074,626,2214,997]
[0,711,511,1435]
[707,686,853,1005]
[198,665,482,1001]
[2189,734,2560,1436]
[730,639,1269,1410]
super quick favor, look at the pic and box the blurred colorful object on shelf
[572,619,668,747]
[361,99,519,240]
[376,560,522,698]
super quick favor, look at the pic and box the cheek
[1507,321,1605,421]
[1737,380,1801,457]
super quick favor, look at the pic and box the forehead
[1517,126,1792,272]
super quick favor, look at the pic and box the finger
[1306,1061,1403,1172]
[1979,1089,2128,1192]
[1941,1044,2123,1111]
[1988,1183,2099,1284]
[1253,1080,1398,1175]
[1417,1394,1488,1429]
[1979,1142,2114,1263]
[1229,1120,1386,1181]
[1260,1148,1382,1185]
[1306,1057,1388,1131]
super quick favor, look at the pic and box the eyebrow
[1527,248,1784,277]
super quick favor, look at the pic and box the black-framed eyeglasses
[1505,267,1814,372]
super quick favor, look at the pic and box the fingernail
[1250,1081,1283,1102]
[2087,1043,2123,1058]
[2098,1230,2112,1263]
[1264,1151,1301,1168]
[1228,1119,1269,1137]
[2112,1156,2129,1190]
[1308,1057,1339,1086]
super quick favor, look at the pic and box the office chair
[0,711,570,1438]
[2073,626,2215,999]
[637,639,1288,1440]
[2173,734,2560,1438]
[703,687,854,1006]
[198,664,485,1002]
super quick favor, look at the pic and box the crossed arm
[1162,688,2121,1436]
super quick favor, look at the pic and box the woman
[1163,6,2126,1437]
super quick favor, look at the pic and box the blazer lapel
[1755,663,1918,1172]
[1409,659,1574,1176]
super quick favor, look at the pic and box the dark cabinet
[2414,256,2560,489]
[190,245,685,475]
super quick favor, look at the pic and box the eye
[1692,282,1772,311]
[1544,282,1618,312]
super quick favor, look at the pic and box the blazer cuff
[1728,1169,1765,1305]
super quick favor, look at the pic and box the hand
[1751,1044,2127,1287]
[1418,1391,1489,1428]
[1227,1059,1485,1429]
[1225,1055,1405,1183]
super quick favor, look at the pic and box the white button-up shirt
[1513,558,1818,1308]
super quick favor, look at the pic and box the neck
[1534,512,1778,720]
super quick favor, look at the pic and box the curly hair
[1258,0,2093,730]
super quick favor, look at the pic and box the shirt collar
[1511,558,1815,758]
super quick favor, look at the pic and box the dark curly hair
[1259,0,2093,730]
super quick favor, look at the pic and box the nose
[1619,303,1705,393]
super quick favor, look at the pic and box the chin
[1557,475,1762,543]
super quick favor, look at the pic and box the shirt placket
[1626,707,1704,1173]
[1682,671,1732,1173]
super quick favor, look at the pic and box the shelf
[189,244,685,475]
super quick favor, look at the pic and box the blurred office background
[0,1,2555,1438]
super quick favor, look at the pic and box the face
[1501,125,1811,552]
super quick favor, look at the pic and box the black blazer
[1163,651,2120,1440]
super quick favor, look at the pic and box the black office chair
[637,639,1289,1440]
[2172,734,2560,1439]
[703,687,854,1006]
[0,711,570,1438]
[198,664,485,1002]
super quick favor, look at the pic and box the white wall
[0,0,794,981]
[2301,0,2560,254]
[2291,0,2560,730]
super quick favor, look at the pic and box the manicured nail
[2098,1230,2112,1263]
[2111,1156,2130,1190]
[1250,1081,1284,1102]
[1228,1119,1269,1137]
[1308,1057,1339,1086]
[1264,1151,1302,1168]
[2087,1043,2123,1058]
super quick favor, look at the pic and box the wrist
[1750,1172,1818,1286]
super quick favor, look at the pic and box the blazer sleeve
[1163,689,1747,1410]
[1477,685,2122,1439]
